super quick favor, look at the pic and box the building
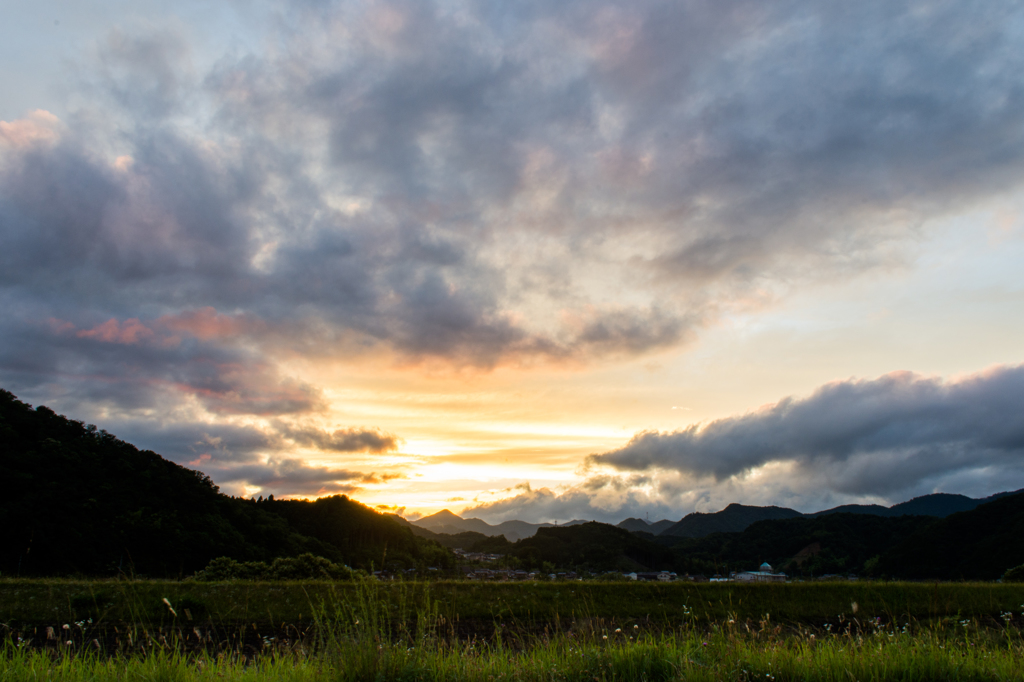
[731,562,786,583]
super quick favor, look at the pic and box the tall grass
[5,622,1024,681]
[4,579,1024,680]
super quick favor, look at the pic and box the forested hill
[0,389,451,577]
[659,504,803,538]
[879,491,1024,580]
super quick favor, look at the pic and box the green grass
[4,622,1024,681]
[4,580,1024,680]
[3,578,1024,627]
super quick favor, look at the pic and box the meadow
[3,579,1024,681]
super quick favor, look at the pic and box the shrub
[193,553,352,581]
[1002,564,1024,582]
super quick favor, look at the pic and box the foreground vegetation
[7,620,1024,682]
[5,578,1024,626]
[5,580,1024,681]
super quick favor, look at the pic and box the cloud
[463,478,678,525]
[588,365,1024,495]
[459,364,1024,523]
[203,456,370,497]
[3,0,1024,503]
[275,423,400,453]
[0,110,61,149]
[0,315,324,417]
[5,0,1023,378]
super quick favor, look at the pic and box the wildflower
[615,628,621,633]
[62,624,70,630]
[65,641,73,646]
[602,635,608,640]
[634,624,639,630]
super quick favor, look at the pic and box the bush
[595,572,630,582]
[1002,564,1024,582]
[193,553,352,581]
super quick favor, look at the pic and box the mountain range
[410,509,590,542]
[6,385,1022,581]
[410,490,1021,542]
[0,388,451,577]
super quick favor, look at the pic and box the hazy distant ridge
[412,509,589,542]
[416,490,1022,541]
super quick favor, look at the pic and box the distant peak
[418,509,462,522]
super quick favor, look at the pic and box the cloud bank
[465,366,1024,523]
[590,366,1024,489]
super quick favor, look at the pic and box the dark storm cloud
[113,421,277,465]
[275,422,400,453]
[204,457,382,497]
[588,365,1024,494]
[0,312,323,416]
[199,454,403,497]
[5,0,1024,373]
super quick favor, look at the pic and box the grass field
[4,578,1024,626]
[3,579,1024,680]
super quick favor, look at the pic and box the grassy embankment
[4,579,1024,681]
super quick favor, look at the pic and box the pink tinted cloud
[49,307,260,347]
[157,307,258,341]
[76,318,156,344]
[0,110,61,149]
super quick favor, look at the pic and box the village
[447,550,857,583]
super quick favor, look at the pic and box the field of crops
[4,579,1024,681]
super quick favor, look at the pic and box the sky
[2,0,1024,523]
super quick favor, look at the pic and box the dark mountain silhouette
[617,518,653,533]
[412,509,589,541]
[654,492,1024,540]
[506,522,675,572]
[878,491,1024,580]
[648,520,677,534]
[809,491,1017,519]
[456,498,1024,578]
[616,518,675,534]
[659,504,804,538]
[403,489,1021,549]
[658,513,936,577]
[0,389,450,577]
[807,503,892,517]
